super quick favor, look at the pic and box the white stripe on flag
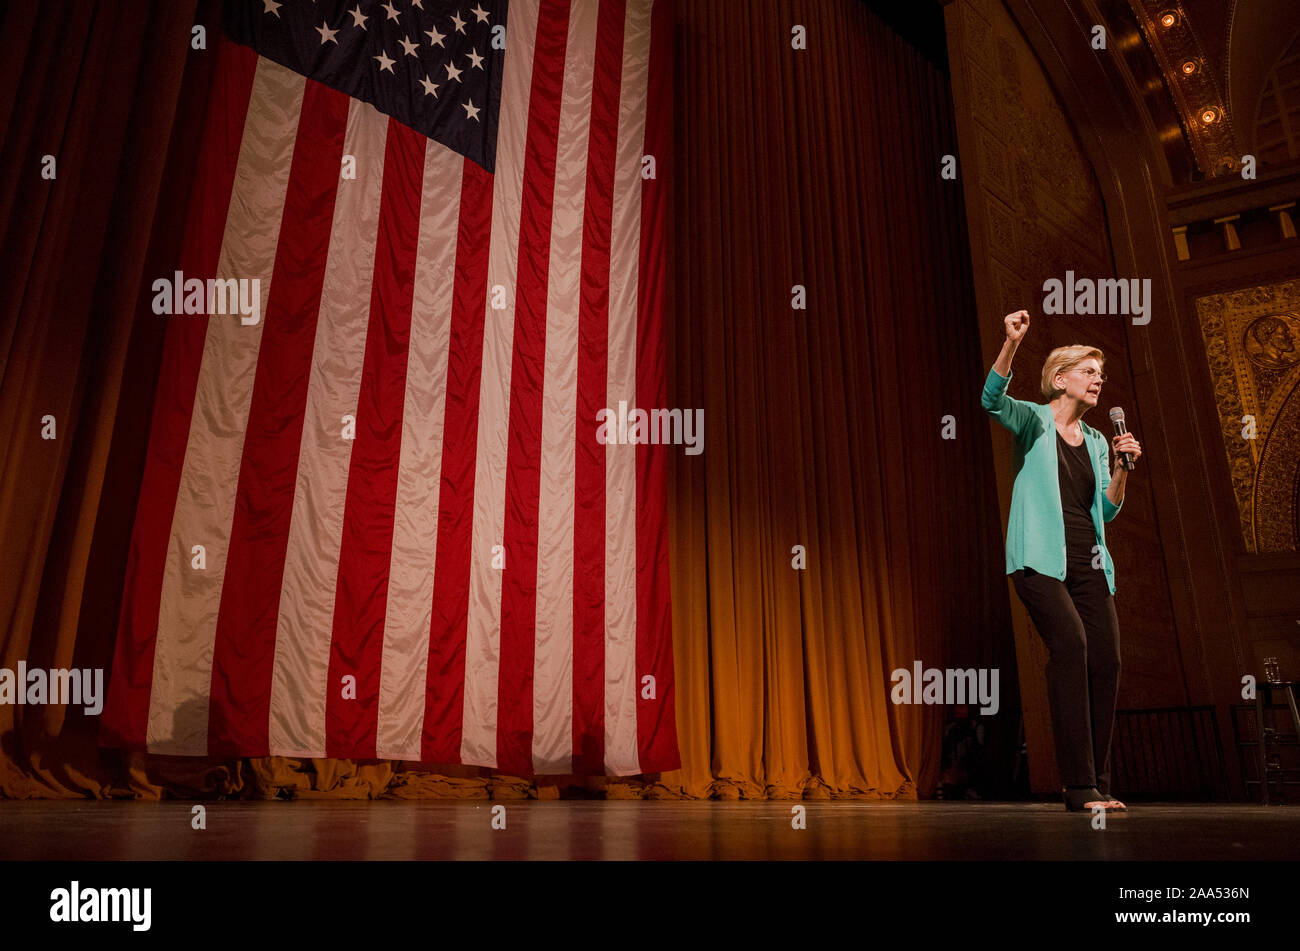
[605,0,653,776]
[376,140,463,760]
[531,0,601,775]
[268,98,388,757]
[147,59,303,755]
[461,0,540,768]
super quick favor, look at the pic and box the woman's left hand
[1112,432,1142,464]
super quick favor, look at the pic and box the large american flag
[101,0,678,777]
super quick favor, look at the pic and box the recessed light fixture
[1160,10,1178,27]
[1201,107,1218,124]
[1181,60,1197,74]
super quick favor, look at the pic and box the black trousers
[1011,566,1122,791]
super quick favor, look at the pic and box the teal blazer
[981,367,1123,594]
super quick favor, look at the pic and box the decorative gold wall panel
[1196,279,1300,552]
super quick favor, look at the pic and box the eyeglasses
[1074,367,1108,382]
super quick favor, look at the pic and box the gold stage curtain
[0,0,1016,801]
[0,0,211,798]
[662,0,1016,800]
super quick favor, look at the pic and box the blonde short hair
[1041,345,1104,399]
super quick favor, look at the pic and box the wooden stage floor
[2,800,1298,861]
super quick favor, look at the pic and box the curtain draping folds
[0,0,1017,801]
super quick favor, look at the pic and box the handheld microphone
[1109,407,1135,470]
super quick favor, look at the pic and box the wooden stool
[1255,679,1300,804]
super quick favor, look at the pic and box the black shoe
[1096,789,1127,811]
[1062,786,1114,812]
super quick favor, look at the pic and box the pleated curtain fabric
[666,0,1016,799]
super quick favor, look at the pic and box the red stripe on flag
[421,158,494,764]
[325,118,425,758]
[101,39,259,750]
[636,0,679,773]
[572,0,626,776]
[496,0,572,776]
[208,78,350,758]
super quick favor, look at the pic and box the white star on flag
[471,4,489,23]
[444,61,463,83]
[263,0,282,17]
[461,99,480,122]
[316,21,339,44]
[374,50,395,73]
[348,5,367,28]
[467,48,484,70]
[419,75,439,97]
[425,26,446,47]
[399,36,419,57]
[451,12,467,33]
[382,1,400,22]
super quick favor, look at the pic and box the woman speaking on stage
[980,308,1142,814]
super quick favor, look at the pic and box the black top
[1057,430,1097,570]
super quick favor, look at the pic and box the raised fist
[1004,309,1030,343]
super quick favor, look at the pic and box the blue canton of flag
[224,0,507,172]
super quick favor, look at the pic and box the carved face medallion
[1244,313,1300,370]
